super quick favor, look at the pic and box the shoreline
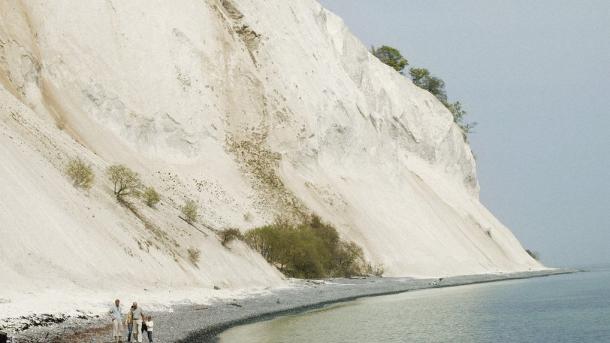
[12,268,576,342]
[183,269,575,343]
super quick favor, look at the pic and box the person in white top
[109,299,123,343]
[131,302,144,343]
[144,316,154,343]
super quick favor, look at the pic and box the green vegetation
[107,165,142,200]
[409,67,476,137]
[187,247,201,266]
[245,216,375,278]
[371,45,408,73]
[181,199,198,224]
[409,68,447,102]
[373,45,477,139]
[66,157,94,190]
[366,263,385,277]
[219,228,244,247]
[142,186,160,208]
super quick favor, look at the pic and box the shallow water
[219,269,610,342]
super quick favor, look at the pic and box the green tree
[371,45,408,73]
[446,101,477,136]
[244,216,370,278]
[107,165,142,200]
[410,67,476,139]
[409,67,447,102]
[409,67,430,87]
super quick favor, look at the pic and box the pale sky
[319,0,610,267]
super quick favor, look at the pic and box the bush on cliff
[107,165,142,200]
[372,44,477,139]
[142,186,161,208]
[181,199,198,224]
[66,157,95,190]
[371,45,409,73]
[245,216,373,278]
[219,228,244,247]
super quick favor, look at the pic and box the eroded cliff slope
[0,0,543,316]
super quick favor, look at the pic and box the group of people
[110,299,154,343]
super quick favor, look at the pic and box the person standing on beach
[125,304,135,342]
[109,299,123,343]
[144,316,154,342]
[131,302,144,343]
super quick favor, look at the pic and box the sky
[319,0,610,267]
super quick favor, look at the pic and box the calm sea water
[219,269,610,343]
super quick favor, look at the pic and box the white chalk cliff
[0,0,543,316]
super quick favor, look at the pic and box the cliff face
[0,0,542,315]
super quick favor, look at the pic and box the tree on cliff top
[371,45,409,73]
[371,44,477,139]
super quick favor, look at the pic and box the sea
[218,268,610,342]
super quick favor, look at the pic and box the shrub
[245,215,369,278]
[371,45,409,73]
[445,101,477,137]
[409,67,476,139]
[107,165,142,200]
[333,241,367,277]
[409,67,447,102]
[372,43,477,140]
[181,199,198,224]
[66,158,94,190]
[219,228,243,247]
[142,186,160,208]
[526,249,540,261]
[409,67,430,86]
[366,263,385,277]
[187,247,201,265]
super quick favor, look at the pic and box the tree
[446,101,477,136]
[107,165,142,200]
[371,45,408,73]
[372,43,478,140]
[142,186,160,208]
[181,199,198,224]
[410,68,476,138]
[66,158,94,190]
[409,67,447,102]
[409,67,430,87]
[244,217,370,278]
[424,76,447,103]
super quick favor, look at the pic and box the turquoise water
[219,270,610,342]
